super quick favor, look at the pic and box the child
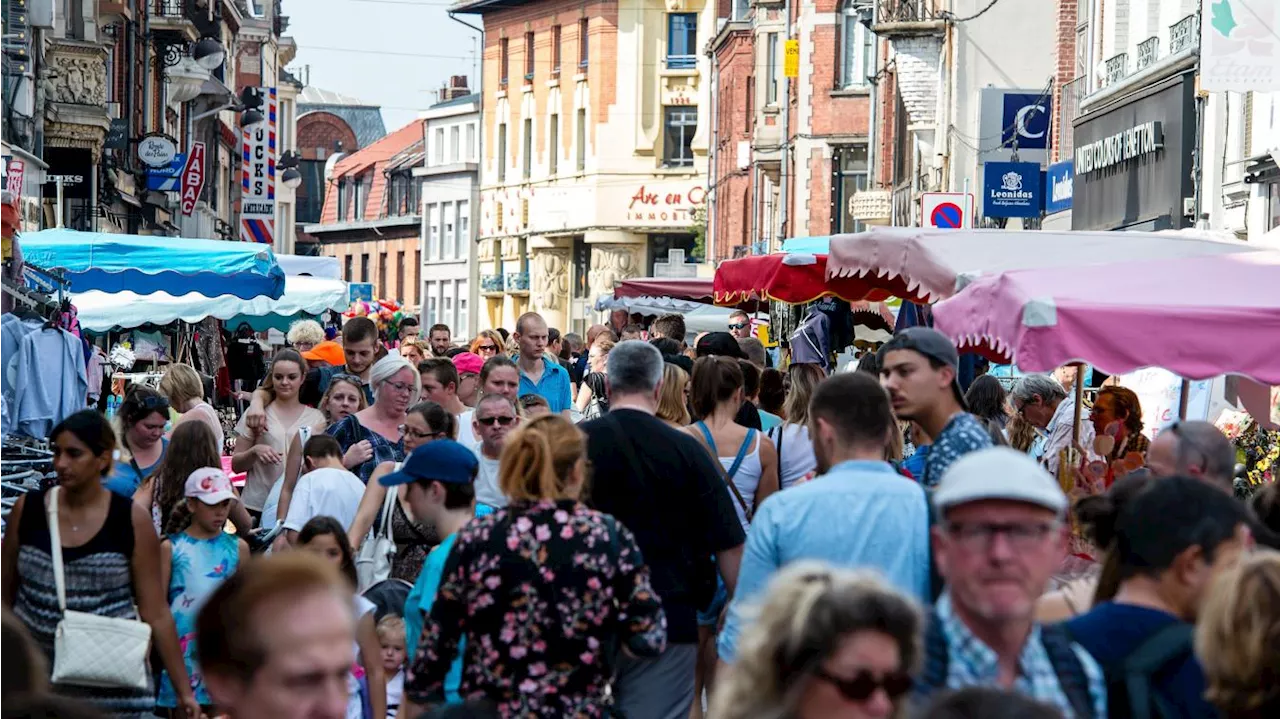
[517,393,550,418]
[280,435,366,546]
[158,468,250,716]
[297,516,386,719]
[377,615,407,719]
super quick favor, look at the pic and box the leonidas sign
[625,184,706,223]
[1074,121,1164,176]
[180,142,206,217]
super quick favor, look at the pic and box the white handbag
[46,487,153,690]
[355,477,398,591]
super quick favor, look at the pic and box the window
[1076,0,1091,83]
[572,236,590,299]
[525,31,535,80]
[344,254,354,282]
[337,180,348,220]
[578,19,589,68]
[427,204,440,259]
[663,107,697,168]
[500,38,510,84]
[551,25,562,73]
[414,250,421,307]
[576,108,587,171]
[458,281,469,334]
[497,123,507,182]
[765,33,779,104]
[549,114,560,175]
[667,14,697,69]
[427,292,438,327]
[361,253,370,283]
[354,177,365,219]
[457,201,469,258]
[396,251,405,302]
[841,3,875,89]
[379,253,388,297]
[450,126,460,163]
[467,124,476,160]
[444,294,454,330]
[523,118,533,179]
[435,128,445,164]
[731,0,749,20]
[443,202,455,258]
[834,145,869,233]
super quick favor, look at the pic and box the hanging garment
[12,326,89,438]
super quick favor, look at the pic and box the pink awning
[614,278,714,302]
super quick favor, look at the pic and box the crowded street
[3,0,1280,718]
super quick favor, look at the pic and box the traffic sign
[921,192,973,229]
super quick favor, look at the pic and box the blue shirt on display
[717,460,931,662]
[517,356,573,414]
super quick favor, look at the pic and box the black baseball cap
[877,327,968,410]
[695,332,747,359]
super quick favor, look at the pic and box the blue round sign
[932,202,963,228]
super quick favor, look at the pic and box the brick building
[453,0,714,334]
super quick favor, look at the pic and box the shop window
[667,13,697,69]
[834,144,869,233]
[663,107,697,168]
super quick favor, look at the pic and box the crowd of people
[3,310,1279,719]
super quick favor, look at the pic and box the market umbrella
[614,277,714,303]
[713,253,905,305]
[931,250,1280,385]
[22,228,286,300]
[825,226,1261,303]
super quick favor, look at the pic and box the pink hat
[185,468,237,505]
[452,352,484,376]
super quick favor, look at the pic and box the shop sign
[1044,160,1073,214]
[180,142,206,216]
[982,162,1042,218]
[1199,0,1280,93]
[625,184,706,223]
[42,147,92,200]
[145,153,187,192]
[348,283,374,303]
[105,119,129,152]
[5,159,24,198]
[784,39,800,78]
[241,86,277,245]
[1074,121,1164,177]
[138,133,178,168]
[978,88,1052,165]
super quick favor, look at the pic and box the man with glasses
[916,447,1106,718]
[1147,420,1237,491]
[727,310,752,339]
[470,394,519,509]
[512,312,573,416]
[1010,374,1096,478]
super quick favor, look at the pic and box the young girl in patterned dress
[158,468,249,716]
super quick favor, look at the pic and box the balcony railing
[1104,53,1128,87]
[1136,36,1159,71]
[1169,14,1199,56]
[506,271,530,293]
[665,54,697,70]
[1059,75,1086,159]
[154,0,184,17]
[876,0,939,23]
[480,274,504,294]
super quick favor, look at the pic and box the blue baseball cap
[379,439,479,487]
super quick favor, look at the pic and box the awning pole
[1178,379,1191,420]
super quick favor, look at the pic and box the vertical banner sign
[180,142,207,217]
[5,159,25,198]
[241,87,277,244]
[783,39,800,78]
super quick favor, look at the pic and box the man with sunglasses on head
[727,310,752,340]
[915,447,1106,718]
[1146,420,1237,492]
[1011,373,1097,479]
[470,394,519,510]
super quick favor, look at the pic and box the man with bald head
[1147,420,1237,491]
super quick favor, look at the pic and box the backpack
[1084,622,1195,719]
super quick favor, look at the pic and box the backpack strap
[1118,622,1194,719]
[1040,623,1098,719]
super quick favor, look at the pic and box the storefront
[1071,71,1196,232]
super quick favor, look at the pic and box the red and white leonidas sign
[180,142,206,217]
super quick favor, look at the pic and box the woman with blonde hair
[287,319,325,354]
[469,330,505,361]
[575,337,615,420]
[402,415,666,716]
[771,363,823,489]
[1196,550,1280,719]
[711,561,922,719]
[159,362,224,454]
[656,362,691,427]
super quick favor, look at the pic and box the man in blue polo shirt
[381,439,490,712]
[513,311,572,416]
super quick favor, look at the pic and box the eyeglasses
[382,380,415,394]
[812,668,914,702]
[728,322,749,330]
[399,425,446,441]
[476,415,517,427]
[475,344,499,353]
[945,521,1060,551]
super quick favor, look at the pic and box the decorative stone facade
[586,243,641,300]
[42,39,111,160]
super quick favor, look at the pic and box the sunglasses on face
[728,322,749,330]
[476,415,517,427]
[813,668,914,702]
[476,344,499,353]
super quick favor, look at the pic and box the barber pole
[180,142,206,217]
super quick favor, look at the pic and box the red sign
[5,159,24,199]
[179,142,206,217]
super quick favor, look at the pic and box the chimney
[442,75,470,100]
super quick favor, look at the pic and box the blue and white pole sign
[1044,160,1073,214]
[982,162,1043,218]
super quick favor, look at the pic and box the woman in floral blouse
[404,414,667,717]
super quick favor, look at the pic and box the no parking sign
[921,193,974,229]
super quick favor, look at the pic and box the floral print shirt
[406,499,667,717]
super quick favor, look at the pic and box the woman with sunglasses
[469,330,505,360]
[327,355,421,485]
[711,561,922,719]
[105,387,174,498]
[349,401,456,581]
[233,350,326,523]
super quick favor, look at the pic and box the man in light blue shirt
[718,371,931,663]
[513,311,573,416]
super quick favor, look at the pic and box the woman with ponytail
[402,415,667,716]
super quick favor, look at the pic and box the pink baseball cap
[452,352,484,376]
[185,468,238,505]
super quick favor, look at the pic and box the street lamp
[192,36,226,71]
[279,151,303,189]
[240,87,265,130]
